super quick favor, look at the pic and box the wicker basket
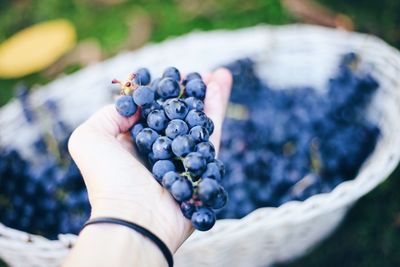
[1,24,400,267]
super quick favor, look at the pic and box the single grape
[133,86,155,106]
[170,176,193,202]
[212,187,228,209]
[130,123,144,140]
[115,95,137,117]
[202,161,222,182]
[183,152,207,177]
[171,135,195,157]
[197,178,220,207]
[152,136,173,160]
[184,97,204,111]
[185,110,208,128]
[135,128,159,153]
[135,68,151,85]
[180,202,196,219]
[163,98,189,120]
[157,78,180,99]
[163,67,181,82]
[185,79,206,100]
[189,126,209,143]
[195,142,215,162]
[152,160,176,182]
[161,171,180,190]
[165,119,189,139]
[147,110,168,131]
[183,72,201,85]
[191,207,215,231]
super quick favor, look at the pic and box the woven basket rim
[1,23,400,251]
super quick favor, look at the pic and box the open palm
[68,68,232,252]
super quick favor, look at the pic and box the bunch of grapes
[114,67,227,231]
[216,53,380,219]
[0,85,89,239]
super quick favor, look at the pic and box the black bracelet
[82,217,173,267]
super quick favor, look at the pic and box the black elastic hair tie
[82,217,173,267]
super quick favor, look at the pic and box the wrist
[90,198,187,252]
[71,223,166,267]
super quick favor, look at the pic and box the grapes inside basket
[0,52,379,239]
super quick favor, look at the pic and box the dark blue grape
[170,176,193,202]
[171,135,195,157]
[157,78,180,100]
[115,95,137,117]
[202,161,223,181]
[189,126,209,143]
[163,67,181,82]
[165,119,189,139]
[163,98,189,120]
[198,178,220,207]
[133,86,155,106]
[185,110,208,128]
[152,136,173,160]
[152,160,176,182]
[212,187,228,209]
[180,202,196,219]
[183,72,202,85]
[135,68,151,85]
[185,79,206,100]
[135,128,159,153]
[195,142,215,162]
[183,152,206,177]
[147,110,168,131]
[191,207,215,231]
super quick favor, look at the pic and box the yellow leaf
[0,19,76,79]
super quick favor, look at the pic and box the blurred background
[0,0,400,266]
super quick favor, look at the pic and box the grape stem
[112,73,139,96]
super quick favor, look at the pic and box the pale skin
[63,68,232,267]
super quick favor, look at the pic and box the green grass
[1,1,400,267]
[0,0,290,106]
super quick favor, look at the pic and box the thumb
[83,105,140,137]
[68,105,140,171]
[204,68,233,154]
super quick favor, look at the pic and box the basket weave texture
[1,24,400,267]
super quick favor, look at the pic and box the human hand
[68,68,232,252]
